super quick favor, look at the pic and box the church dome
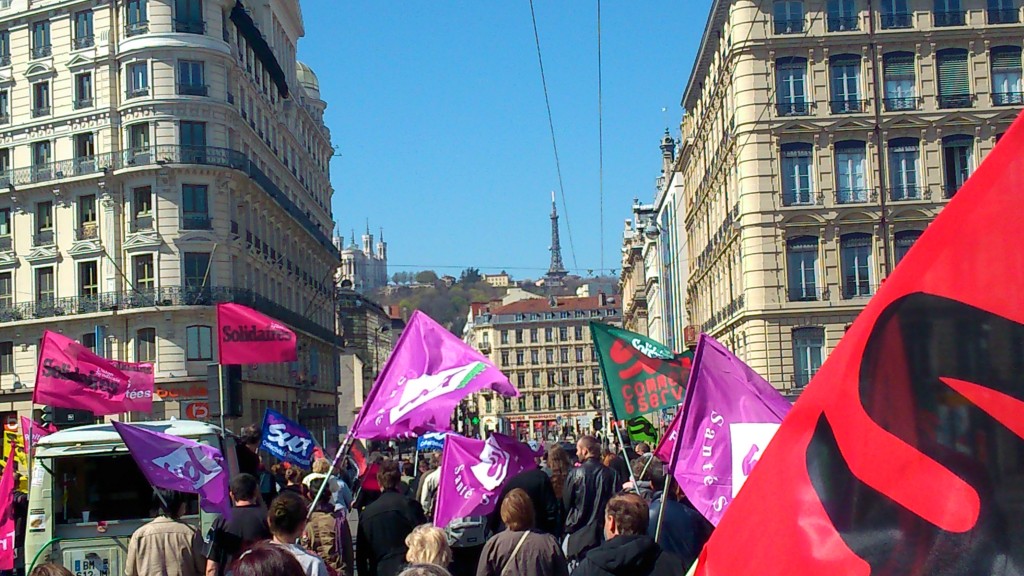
[296,61,320,99]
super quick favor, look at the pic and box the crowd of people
[24,426,711,576]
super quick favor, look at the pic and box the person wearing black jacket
[487,467,562,537]
[356,461,427,576]
[563,436,618,565]
[571,494,684,576]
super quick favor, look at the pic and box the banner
[0,447,14,570]
[625,416,658,445]
[417,432,446,452]
[21,417,52,460]
[351,311,518,440]
[33,330,132,416]
[692,111,1024,575]
[349,439,369,477]
[654,334,790,526]
[591,323,692,419]
[110,360,155,413]
[433,433,537,528]
[112,422,230,515]
[216,303,297,365]
[259,409,315,468]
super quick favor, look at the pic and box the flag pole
[655,406,685,543]
[218,366,226,433]
[612,421,640,493]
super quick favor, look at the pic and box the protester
[125,489,205,576]
[405,524,453,568]
[267,491,329,576]
[633,443,650,458]
[410,455,433,497]
[357,460,428,576]
[603,452,631,490]
[477,488,568,576]
[12,474,28,576]
[546,445,571,502]
[397,565,453,576]
[563,436,618,567]
[28,564,73,576]
[206,473,273,576]
[304,478,354,576]
[354,453,384,512]
[282,467,309,500]
[417,453,442,519]
[233,541,306,576]
[645,462,712,568]
[487,466,561,537]
[304,457,353,512]
[570,494,683,576]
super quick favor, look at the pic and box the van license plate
[68,551,109,576]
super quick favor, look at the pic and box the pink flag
[21,417,52,458]
[433,433,538,528]
[0,447,16,570]
[110,360,155,413]
[654,334,792,526]
[351,311,518,440]
[33,330,132,416]
[216,303,297,365]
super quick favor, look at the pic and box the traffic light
[41,406,53,427]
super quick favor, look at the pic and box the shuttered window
[937,49,970,96]
[991,46,1023,103]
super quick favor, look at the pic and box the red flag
[216,303,297,365]
[0,447,16,570]
[696,113,1024,575]
[33,330,132,416]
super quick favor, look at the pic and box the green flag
[590,322,693,420]
[625,416,658,444]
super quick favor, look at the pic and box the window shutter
[991,46,1022,70]
[937,50,970,95]
[884,53,915,78]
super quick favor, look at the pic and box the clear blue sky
[299,1,707,279]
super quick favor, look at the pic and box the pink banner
[20,417,52,458]
[216,303,297,365]
[110,360,155,413]
[33,330,132,416]
[0,447,15,570]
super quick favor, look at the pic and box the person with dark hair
[303,477,354,576]
[125,489,205,576]
[477,489,568,576]
[570,494,683,576]
[268,491,328,576]
[417,454,442,519]
[487,465,561,538]
[282,467,309,500]
[206,473,273,576]
[563,436,618,567]
[232,541,306,576]
[29,564,73,576]
[644,460,712,568]
[357,460,428,576]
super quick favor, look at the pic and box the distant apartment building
[676,0,1023,392]
[0,0,341,437]
[482,272,511,288]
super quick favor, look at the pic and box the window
[530,328,538,343]
[991,47,1023,105]
[485,397,493,413]
[515,329,524,344]
[177,60,207,96]
[835,140,867,203]
[175,0,204,33]
[32,82,50,117]
[894,230,922,264]
[136,328,156,362]
[787,236,819,301]
[515,351,524,366]
[560,348,569,363]
[576,371,585,385]
[547,394,555,409]
[830,55,863,113]
[180,122,207,163]
[574,326,583,340]
[186,325,212,361]
[36,201,53,232]
[841,233,873,298]
[75,133,95,173]
[577,392,586,408]
[128,124,150,162]
[0,341,11,375]
[0,31,9,66]
[0,273,10,308]
[880,0,912,28]
[183,252,210,288]
[74,73,93,109]
[942,135,973,197]
[937,49,971,108]
[78,194,97,234]
[128,62,149,97]
[575,347,584,362]
[792,328,824,387]
[546,349,554,363]
[561,369,570,384]
[74,10,94,48]
[500,330,509,345]
[518,397,526,412]
[0,208,9,237]
[126,0,149,35]
[781,143,814,205]
[559,326,568,340]
[989,0,1019,23]
[547,370,556,385]
[544,327,553,341]
[532,372,541,387]
[133,254,154,292]
[933,0,965,26]
[530,350,539,364]
[32,142,50,172]
[562,393,570,408]
[774,1,805,33]
[133,186,153,226]
[776,57,809,115]
[827,0,859,31]
[81,333,96,352]
[499,351,509,366]
[36,266,55,302]
[0,90,8,122]
[79,261,98,297]
[888,137,921,200]
[31,21,50,58]
[883,52,917,110]
[182,184,209,229]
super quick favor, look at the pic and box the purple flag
[433,433,538,529]
[112,422,230,516]
[653,334,791,526]
[351,311,519,440]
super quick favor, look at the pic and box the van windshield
[51,454,198,524]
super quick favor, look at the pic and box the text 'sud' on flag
[216,303,297,365]
[34,330,133,416]
[259,409,315,468]
[695,113,1024,576]
[591,323,692,419]
[112,422,230,516]
[433,433,538,529]
[351,310,519,441]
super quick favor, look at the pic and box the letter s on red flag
[696,112,1024,576]
[216,303,297,365]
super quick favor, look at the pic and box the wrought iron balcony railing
[937,93,975,109]
[126,87,149,99]
[782,190,817,207]
[32,107,50,118]
[788,286,825,302]
[125,21,149,37]
[889,186,924,201]
[75,224,98,241]
[883,96,921,111]
[32,229,54,247]
[881,12,913,28]
[0,236,11,252]
[836,188,870,204]
[73,35,94,49]
[774,18,805,34]
[182,214,212,230]
[177,84,209,97]
[933,10,966,26]
[74,98,93,109]
[31,45,51,59]
[827,15,859,31]
[988,8,1020,23]
[776,101,812,116]
[830,99,867,114]
[993,91,1024,106]
[174,19,206,34]
[945,182,967,198]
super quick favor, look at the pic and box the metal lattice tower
[547,191,568,279]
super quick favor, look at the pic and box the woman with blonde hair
[476,489,568,576]
[405,524,453,568]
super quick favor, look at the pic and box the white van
[24,420,241,576]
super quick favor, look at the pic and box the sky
[299,1,708,279]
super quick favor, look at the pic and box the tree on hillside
[415,270,439,284]
[459,267,482,284]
